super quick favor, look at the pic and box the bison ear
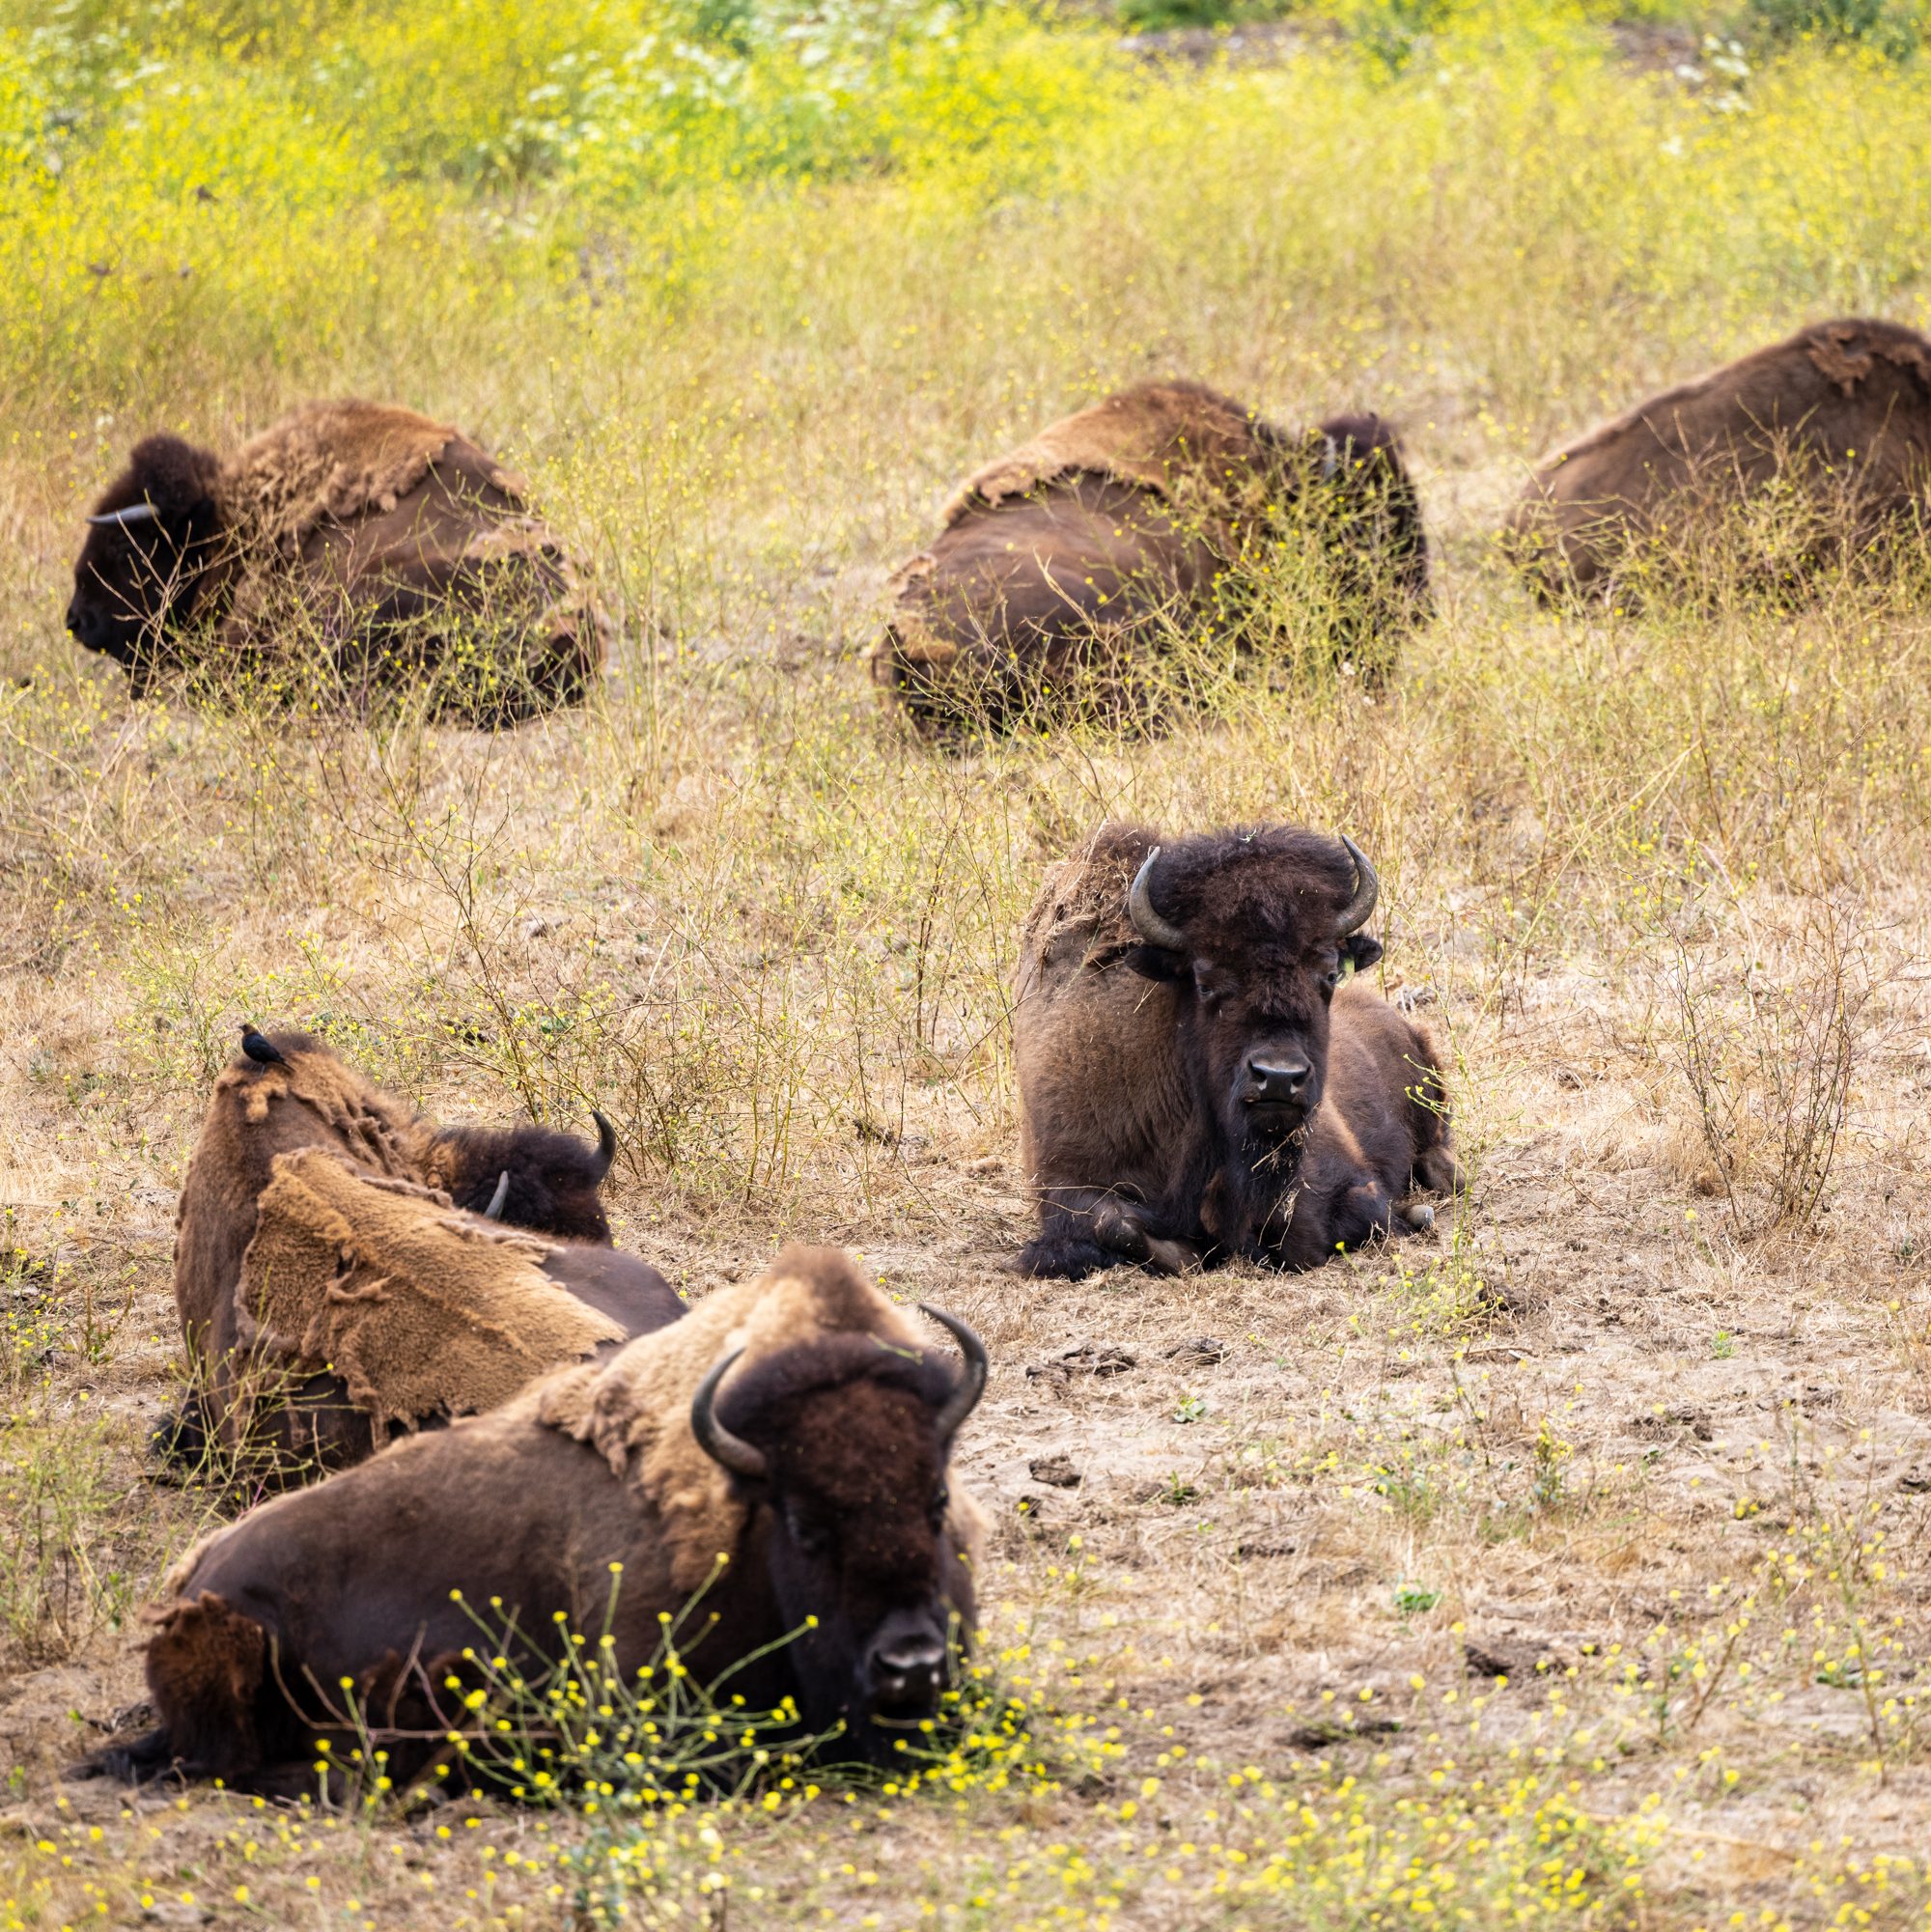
[1120,943,1189,983]
[124,434,221,522]
[1343,933,1385,975]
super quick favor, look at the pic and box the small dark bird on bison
[238,1024,286,1066]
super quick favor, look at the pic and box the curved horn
[1126,847,1187,952]
[918,1304,989,1445]
[1336,834,1380,936]
[85,502,159,529]
[590,1109,617,1182]
[689,1349,768,1480]
[482,1169,511,1220]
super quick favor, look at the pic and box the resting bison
[1013,824,1457,1277]
[168,1030,678,1478]
[872,380,1430,732]
[66,399,606,721]
[1509,317,1931,599]
[78,1246,988,1794]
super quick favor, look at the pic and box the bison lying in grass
[167,1030,678,1479]
[78,1247,988,1795]
[872,379,1429,733]
[1013,824,1457,1277]
[1508,316,1931,601]
[67,399,607,722]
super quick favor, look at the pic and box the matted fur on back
[234,1149,622,1441]
[533,1245,987,1591]
[217,399,507,561]
[943,379,1277,540]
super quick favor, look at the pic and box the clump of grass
[1666,887,1875,1237]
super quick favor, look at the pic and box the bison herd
[56,311,1931,1797]
[75,809,1453,1796]
[66,316,1931,728]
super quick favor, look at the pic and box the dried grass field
[8,3,1931,1925]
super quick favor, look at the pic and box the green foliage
[1115,0,1301,33]
[1741,0,1923,58]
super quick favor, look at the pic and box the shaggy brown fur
[1508,316,1931,598]
[1014,823,1456,1278]
[67,399,607,721]
[80,1246,987,1794]
[169,1029,639,1475]
[536,1243,986,1590]
[872,382,1429,733]
[237,1150,623,1442]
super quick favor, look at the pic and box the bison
[67,399,607,722]
[77,1246,988,1795]
[1508,317,1931,600]
[871,379,1430,734]
[1012,824,1457,1277]
[167,1030,679,1479]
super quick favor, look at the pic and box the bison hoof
[1398,1201,1436,1232]
[1142,1236,1204,1276]
[1092,1206,1153,1264]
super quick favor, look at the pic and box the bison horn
[482,1169,511,1220]
[690,1349,769,1480]
[1337,835,1380,936]
[1126,847,1188,952]
[918,1304,989,1445]
[85,502,160,528]
[590,1109,617,1182]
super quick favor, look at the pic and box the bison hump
[940,379,1273,529]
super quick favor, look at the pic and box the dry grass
[7,6,1931,1927]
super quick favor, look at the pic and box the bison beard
[75,1253,987,1795]
[1012,823,1457,1278]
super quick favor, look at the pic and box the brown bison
[1013,824,1457,1277]
[166,1030,679,1478]
[1509,317,1931,599]
[78,1247,988,1794]
[67,399,607,721]
[872,379,1430,733]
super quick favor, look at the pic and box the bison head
[1122,826,1383,1190]
[429,1111,620,1245]
[68,434,225,686]
[688,1307,987,1762]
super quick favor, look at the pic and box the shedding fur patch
[531,1245,982,1591]
[1020,822,1151,974]
[218,400,470,558]
[206,399,608,678]
[217,1038,428,1173]
[942,380,1275,538]
[235,1149,621,1440]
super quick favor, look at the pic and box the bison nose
[1247,1055,1311,1104]
[867,1627,946,1707]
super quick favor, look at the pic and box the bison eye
[1191,965,1228,1005]
[785,1507,832,1558]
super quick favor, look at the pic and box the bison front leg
[1015,1190,1201,1279]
